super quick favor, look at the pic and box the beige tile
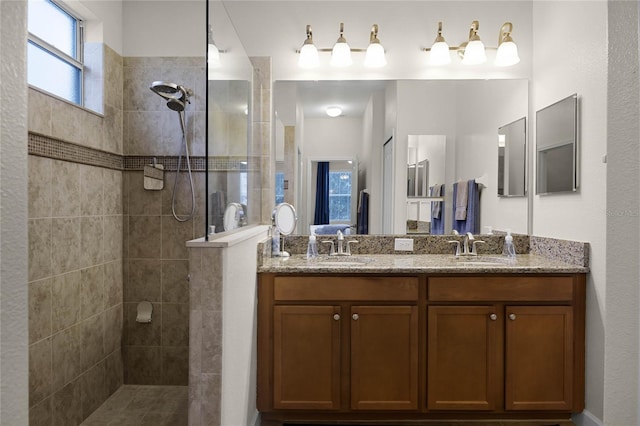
[161,347,189,386]
[80,314,105,370]
[80,165,104,216]
[28,88,52,135]
[51,160,80,217]
[104,349,123,397]
[122,172,131,215]
[125,302,161,346]
[189,310,202,376]
[103,304,122,355]
[128,171,162,216]
[51,271,81,333]
[29,218,52,282]
[51,325,81,392]
[201,310,222,375]
[126,259,161,302]
[128,216,161,259]
[161,216,193,260]
[51,217,81,276]
[81,109,106,151]
[29,155,52,219]
[188,249,202,311]
[162,303,189,347]
[80,265,104,321]
[201,373,221,425]
[125,111,164,155]
[161,260,189,303]
[103,105,123,155]
[51,378,83,426]
[103,215,123,263]
[103,169,123,215]
[29,338,52,407]
[80,216,104,269]
[104,260,123,309]
[161,172,191,217]
[201,250,222,311]
[29,278,52,344]
[51,101,83,144]
[127,346,162,385]
[81,362,107,420]
[29,396,52,426]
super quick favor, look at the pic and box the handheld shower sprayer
[149,81,196,222]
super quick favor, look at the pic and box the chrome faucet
[448,232,485,257]
[322,230,358,256]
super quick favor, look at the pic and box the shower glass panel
[206,0,254,239]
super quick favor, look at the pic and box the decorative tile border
[28,132,257,172]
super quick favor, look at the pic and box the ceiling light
[207,25,221,68]
[495,22,520,66]
[461,21,486,65]
[326,107,342,117]
[298,25,319,68]
[330,22,352,67]
[428,22,451,65]
[364,24,387,68]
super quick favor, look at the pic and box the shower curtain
[313,161,330,225]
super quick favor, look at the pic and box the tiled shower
[27,45,208,424]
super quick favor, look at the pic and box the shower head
[150,81,183,100]
[167,98,186,112]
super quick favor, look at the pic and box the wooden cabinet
[258,272,585,425]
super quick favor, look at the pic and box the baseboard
[573,409,604,426]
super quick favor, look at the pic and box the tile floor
[80,385,188,426]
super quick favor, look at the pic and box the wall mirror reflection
[274,79,529,236]
[498,117,527,197]
[536,94,579,194]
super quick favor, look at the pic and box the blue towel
[430,184,445,235]
[452,180,480,234]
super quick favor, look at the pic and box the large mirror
[274,79,529,235]
[498,117,527,197]
[536,94,578,194]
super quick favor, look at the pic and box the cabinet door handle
[333,314,340,321]
[509,313,517,321]
[489,313,498,321]
[352,314,359,321]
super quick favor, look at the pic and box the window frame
[27,0,85,106]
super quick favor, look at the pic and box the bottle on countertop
[502,229,516,258]
[306,234,319,259]
[271,226,280,257]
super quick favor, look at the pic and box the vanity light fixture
[424,20,519,67]
[296,23,386,68]
[207,24,221,68]
[326,106,343,117]
[298,25,320,68]
[330,22,353,67]
[364,24,387,68]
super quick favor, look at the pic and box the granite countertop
[258,253,589,274]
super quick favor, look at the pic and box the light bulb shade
[326,106,342,117]
[298,43,319,68]
[429,41,451,65]
[461,39,486,65]
[364,42,386,68]
[330,41,352,67]
[495,41,520,66]
[208,43,221,68]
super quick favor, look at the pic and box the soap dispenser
[306,234,319,259]
[502,229,516,258]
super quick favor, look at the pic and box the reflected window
[28,0,84,105]
[329,171,351,222]
[275,172,285,205]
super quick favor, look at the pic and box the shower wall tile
[125,302,161,346]
[162,346,189,386]
[51,271,81,333]
[80,265,104,321]
[29,337,52,406]
[127,346,162,385]
[27,43,124,424]
[29,155,52,219]
[161,217,192,259]
[29,278,52,344]
[51,325,82,391]
[52,379,83,426]
[162,260,189,304]
[128,172,162,216]
[162,303,189,347]
[51,160,80,217]
[126,258,161,302]
[128,216,162,258]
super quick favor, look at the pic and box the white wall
[532,1,609,424]
[77,0,124,54]
[0,1,29,424]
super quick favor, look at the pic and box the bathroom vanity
[257,254,587,425]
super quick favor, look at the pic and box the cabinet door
[505,306,573,410]
[427,306,498,411]
[350,305,419,410]
[273,305,341,410]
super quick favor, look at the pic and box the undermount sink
[455,256,513,267]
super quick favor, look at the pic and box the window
[329,171,351,222]
[28,0,84,105]
[275,172,285,205]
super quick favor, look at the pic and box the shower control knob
[333,314,340,321]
